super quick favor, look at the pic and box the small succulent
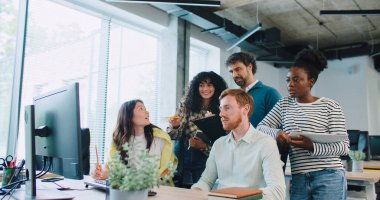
[108,142,175,191]
[348,150,366,161]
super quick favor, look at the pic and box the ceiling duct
[152,4,294,59]
[227,23,262,51]
[253,28,283,49]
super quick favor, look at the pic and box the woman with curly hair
[167,71,228,188]
[257,49,349,199]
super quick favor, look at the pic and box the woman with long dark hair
[257,49,349,199]
[92,99,177,180]
[167,71,228,188]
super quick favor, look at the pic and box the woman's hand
[168,116,181,128]
[188,136,207,149]
[205,111,215,117]
[276,130,290,147]
[287,135,314,152]
[91,163,109,180]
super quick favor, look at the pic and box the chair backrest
[347,130,360,148]
[358,131,370,161]
[81,128,90,175]
[369,135,380,160]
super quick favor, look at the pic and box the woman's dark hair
[112,99,155,164]
[293,49,328,83]
[184,71,228,114]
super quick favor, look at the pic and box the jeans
[290,169,347,200]
[173,140,207,187]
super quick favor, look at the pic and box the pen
[95,145,99,165]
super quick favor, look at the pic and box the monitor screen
[31,82,83,179]
[369,136,380,160]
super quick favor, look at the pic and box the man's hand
[192,187,202,191]
[189,136,207,149]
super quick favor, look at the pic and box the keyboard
[84,179,109,190]
[95,179,110,186]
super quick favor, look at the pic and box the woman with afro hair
[257,49,349,200]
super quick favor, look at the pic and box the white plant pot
[351,160,364,172]
[110,188,148,200]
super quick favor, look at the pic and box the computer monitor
[369,136,380,160]
[343,130,370,161]
[24,82,83,197]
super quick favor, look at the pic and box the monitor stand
[24,105,74,200]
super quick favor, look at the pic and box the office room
[0,0,379,199]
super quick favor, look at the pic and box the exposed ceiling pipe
[227,23,262,51]
[105,0,221,7]
[320,10,380,16]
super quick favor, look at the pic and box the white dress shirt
[191,125,285,200]
[245,80,258,92]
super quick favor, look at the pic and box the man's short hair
[219,89,254,117]
[226,52,257,75]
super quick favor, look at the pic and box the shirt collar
[245,80,259,92]
[227,124,256,144]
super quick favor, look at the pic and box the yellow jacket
[109,128,178,176]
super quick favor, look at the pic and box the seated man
[191,89,285,200]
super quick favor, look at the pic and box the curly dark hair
[184,71,228,114]
[293,49,328,83]
[226,52,257,75]
[113,99,157,164]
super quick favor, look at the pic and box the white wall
[314,56,370,131]
[188,24,236,88]
[255,61,285,95]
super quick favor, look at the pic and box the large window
[105,20,160,161]
[189,37,220,81]
[17,0,102,158]
[14,0,165,166]
[0,0,19,156]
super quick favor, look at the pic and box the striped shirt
[257,96,349,174]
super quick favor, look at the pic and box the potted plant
[349,150,366,172]
[108,143,175,200]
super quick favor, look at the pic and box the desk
[284,169,380,200]
[6,176,211,200]
[346,172,380,200]
[364,160,380,170]
[150,186,207,200]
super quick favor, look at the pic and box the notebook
[193,115,226,144]
[209,187,263,199]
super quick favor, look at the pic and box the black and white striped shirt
[257,96,349,174]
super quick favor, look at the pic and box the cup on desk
[1,167,22,189]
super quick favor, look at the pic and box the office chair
[81,128,90,175]
[358,131,370,161]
